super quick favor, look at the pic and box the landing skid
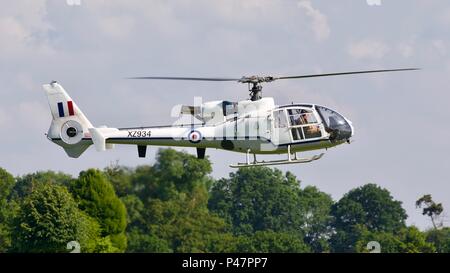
[229,145,324,168]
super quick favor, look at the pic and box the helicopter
[44,68,417,167]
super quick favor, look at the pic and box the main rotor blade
[276,68,420,80]
[127,68,420,85]
[127,76,240,82]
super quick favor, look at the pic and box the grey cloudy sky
[1,0,449,229]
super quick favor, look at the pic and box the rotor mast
[249,82,263,101]
[238,76,276,101]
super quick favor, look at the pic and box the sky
[0,0,449,230]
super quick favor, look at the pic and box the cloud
[17,101,49,130]
[397,43,414,58]
[0,107,10,127]
[348,39,390,59]
[0,1,53,60]
[0,17,30,53]
[98,15,136,39]
[431,39,447,56]
[297,0,330,41]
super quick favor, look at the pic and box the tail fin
[44,81,93,158]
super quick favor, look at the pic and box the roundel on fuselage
[188,130,202,143]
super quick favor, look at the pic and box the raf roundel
[188,130,202,143]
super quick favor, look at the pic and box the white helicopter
[44,68,417,167]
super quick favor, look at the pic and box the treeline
[0,149,448,253]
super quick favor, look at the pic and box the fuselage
[50,97,354,155]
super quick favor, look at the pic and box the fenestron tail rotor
[128,68,420,101]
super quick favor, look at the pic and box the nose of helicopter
[340,118,354,141]
[315,105,353,142]
[327,116,353,142]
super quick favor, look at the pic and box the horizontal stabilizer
[89,127,119,152]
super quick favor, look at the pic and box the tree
[70,169,127,251]
[104,163,133,198]
[330,183,407,252]
[121,195,145,230]
[126,227,172,253]
[121,195,169,252]
[236,231,310,253]
[298,185,334,252]
[416,194,444,229]
[0,168,17,252]
[153,148,213,195]
[208,167,334,252]
[355,226,435,253]
[131,149,213,202]
[11,182,100,253]
[123,149,220,253]
[12,171,73,199]
[145,186,232,252]
[209,167,307,236]
[425,227,450,253]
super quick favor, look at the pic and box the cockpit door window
[273,110,288,128]
[287,109,317,126]
[287,108,322,141]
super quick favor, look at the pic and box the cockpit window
[315,105,352,141]
[273,110,288,128]
[315,106,348,131]
[286,108,322,141]
[222,101,237,116]
[287,109,317,126]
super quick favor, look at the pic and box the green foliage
[208,167,332,252]
[146,187,230,252]
[0,168,15,199]
[236,231,310,253]
[330,183,407,252]
[202,232,240,253]
[154,148,213,194]
[123,149,220,253]
[209,167,306,235]
[70,169,127,251]
[131,149,213,202]
[398,226,436,253]
[76,211,102,253]
[1,149,447,253]
[126,227,172,253]
[12,171,73,199]
[11,182,100,253]
[121,195,145,229]
[92,236,121,253]
[298,185,334,252]
[104,164,133,198]
[425,227,450,253]
[416,194,444,229]
[0,168,17,252]
[355,226,435,253]
[129,165,157,201]
[332,183,407,232]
